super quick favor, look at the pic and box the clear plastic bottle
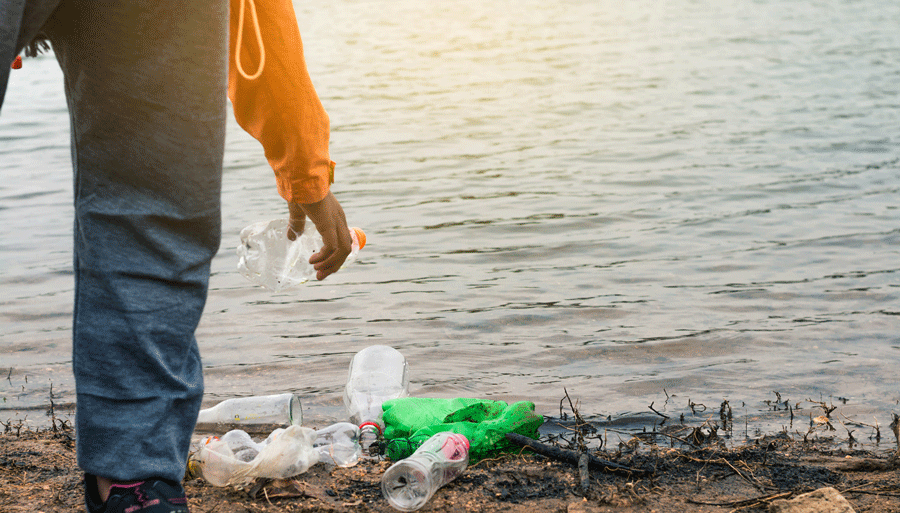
[343,345,410,454]
[187,437,235,486]
[203,423,360,468]
[313,422,362,467]
[188,425,319,487]
[237,218,366,292]
[196,393,302,426]
[219,429,264,462]
[381,432,470,512]
[262,427,286,446]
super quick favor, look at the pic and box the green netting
[381,398,543,461]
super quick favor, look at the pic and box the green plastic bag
[381,398,543,461]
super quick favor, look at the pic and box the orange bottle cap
[351,227,366,250]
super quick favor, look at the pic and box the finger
[311,229,351,266]
[310,245,351,280]
[315,261,341,281]
[309,245,334,265]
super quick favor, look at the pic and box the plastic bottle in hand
[237,218,366,292]
[196,393,302,426]
[343,345,410,454]
[381,432,470,511]
[313,422,362,467]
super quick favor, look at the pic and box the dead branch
[505,432,651,477]
[687,491,792,508]
[648,402,670,419]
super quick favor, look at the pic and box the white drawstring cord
[235,0,265,80]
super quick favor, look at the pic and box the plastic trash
[381,398,543,461]
[253,423,361,466]
[381,432,469,511]
[196,393,302,427]
[262,427,285,446]
[188,425,319,487]
[343,345,410,453]
[313,422,362,467]
[188,422,361,485]
[237,218,366,291]
[220,429,264,462]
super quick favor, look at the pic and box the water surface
[1,0,899,441]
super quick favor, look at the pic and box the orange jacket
[228,0,334,205]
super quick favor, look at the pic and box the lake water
[1,0,899,442]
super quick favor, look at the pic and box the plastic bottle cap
[359,421,382,435]
[351,227,366,250]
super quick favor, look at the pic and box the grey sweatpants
[1,0,228,482]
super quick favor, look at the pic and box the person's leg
[43,0,229,488]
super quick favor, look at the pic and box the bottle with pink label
[380,432,470,511]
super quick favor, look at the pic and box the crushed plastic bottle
[188,423,362,486]
[237,218,366,292]
[313,422,362,467]
[343,345,410,454]
[381,432,470,511]
[189,425,319,487]
[220,429,264,462]
[196,393,302,427]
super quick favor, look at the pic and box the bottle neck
[358,422,381,458]
[359,421,383,436]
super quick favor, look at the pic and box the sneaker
[85,474,190,513]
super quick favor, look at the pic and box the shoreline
[3,398,900,512]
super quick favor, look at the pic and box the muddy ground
[4,410,900,513]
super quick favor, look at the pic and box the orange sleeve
[228,0,335,205]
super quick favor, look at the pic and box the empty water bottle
[237,218,366,291]
[343,345,410,453]
[313,422,362,467]
[381,432,470,511]
[196,393,302,426]
[262,427,286,446]
[188,425,319,487]
[219,430,264,462]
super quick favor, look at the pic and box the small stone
[568,499,604,513]
[769,487,855,513]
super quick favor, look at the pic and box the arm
[228,0,351,279]
[228,0,333,205]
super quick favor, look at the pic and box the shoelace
[133,484,149,505]
[234,0,265,80]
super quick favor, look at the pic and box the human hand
[287,192,352,280]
